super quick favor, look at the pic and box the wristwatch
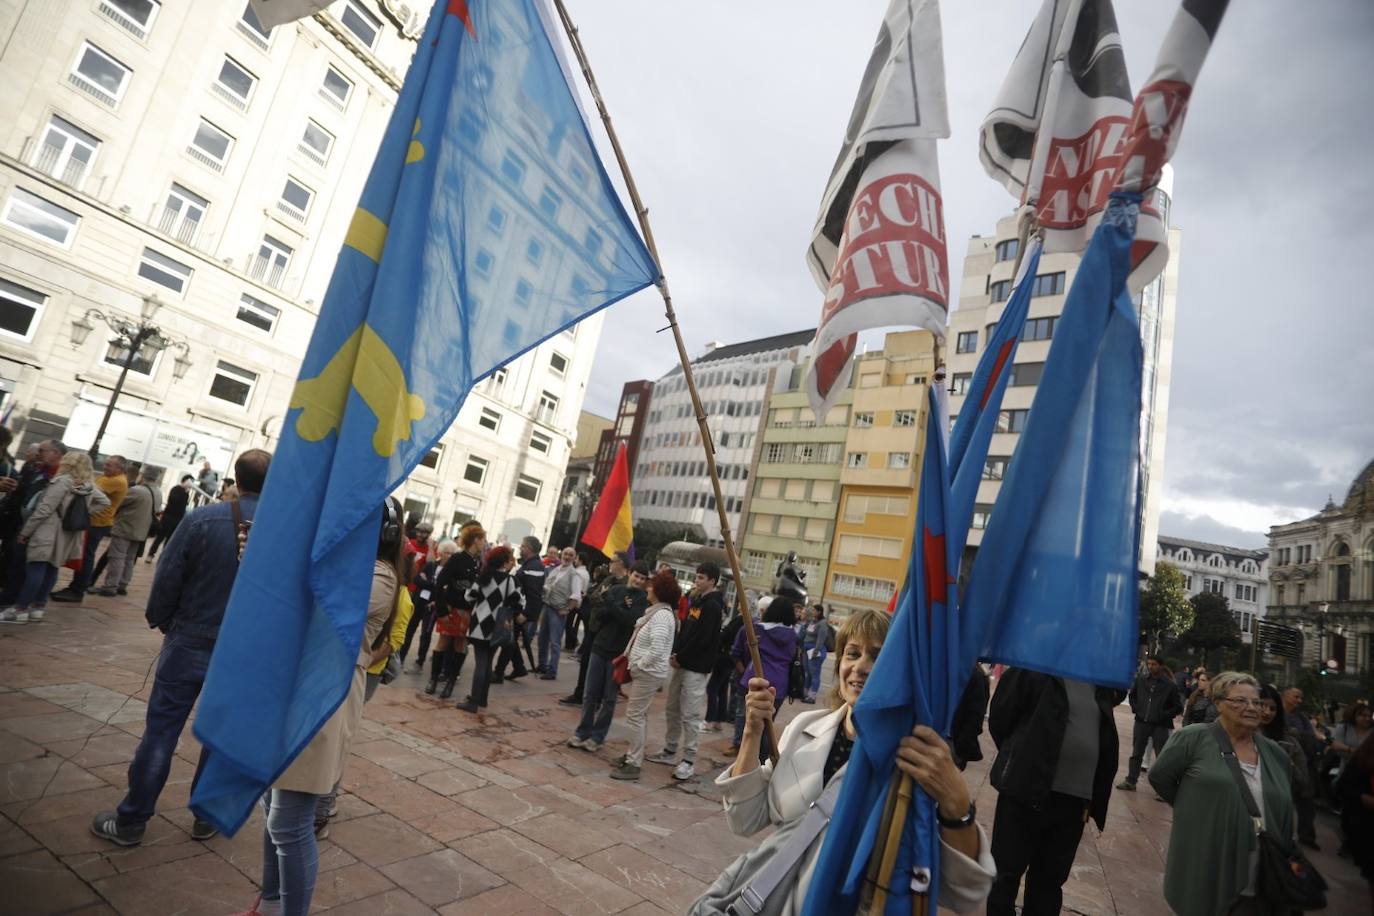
[936,800,977,829]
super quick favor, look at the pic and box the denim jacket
[145,495,257,639]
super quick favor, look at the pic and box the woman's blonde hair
[826,609,891,710]
[1209,671,1259,702]
[58,451,94,485]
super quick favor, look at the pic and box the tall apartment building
[1156,535,1269,635]
[0,0,603,543]
[824,331,936,617]
[631,329,813,547]
[591,378,651,494]
[945,177,1180,573]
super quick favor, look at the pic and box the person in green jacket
[1149,671,1294,916]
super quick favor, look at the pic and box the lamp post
[70,294,191,459]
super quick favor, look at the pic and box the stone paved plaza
[0,563,1365,915]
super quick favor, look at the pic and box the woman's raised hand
[742,677,775,737]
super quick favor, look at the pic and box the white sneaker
[0,608,29,623]
[567,736,588,749]
[673,760,695,781]
[27,608,44,623]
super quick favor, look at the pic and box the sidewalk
[0,560,1365,914]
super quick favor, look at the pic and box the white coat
[715,705,996,914]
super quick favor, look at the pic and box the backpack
[61,490,90,532]
[823,621,836,654]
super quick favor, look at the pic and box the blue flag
[961,194,1143,689]
[191,0,656,833]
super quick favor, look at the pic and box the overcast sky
[564,0,1374,549]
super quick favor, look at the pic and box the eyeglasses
[1221,697,1264,709]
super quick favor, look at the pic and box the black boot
[438,647,458,699]
[424,650,442,695]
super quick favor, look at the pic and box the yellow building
[824,330,937,617]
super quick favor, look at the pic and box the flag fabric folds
[804,0,950,422]
[191,0,656,833]
[580,443,633,558]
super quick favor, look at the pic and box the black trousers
[1126,719,1172,783]
[468,641,495,707]
[1295,795,1317,844]
[563,607,581,650]
[570,639,592,701]
[988,791,1089,916]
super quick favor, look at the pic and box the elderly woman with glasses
[1149,671,1296,916]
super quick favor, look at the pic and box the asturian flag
[979,0,1169,293]
[804,0,950,422]
[191,0,657,833]
[580,443,634,560]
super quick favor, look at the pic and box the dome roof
[1343,458,1374,512]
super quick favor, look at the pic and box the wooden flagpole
[551,0,780,761]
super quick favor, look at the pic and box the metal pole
[551,0,779,759]
[90,327,149,459]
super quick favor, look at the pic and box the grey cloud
[1157,510,1269,550]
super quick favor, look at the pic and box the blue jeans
[71,525,110,594]
[575,652,619,743]
[261,788,320,916]
[806,651,826,696]
[15,561,58,609]
[116,633,215,827]
[537,606,566,675]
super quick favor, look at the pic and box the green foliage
[1182,591,1242,670]
[1139,561,1195,652]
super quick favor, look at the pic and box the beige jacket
[275,561,398,795]
[110,481,161,540]
[20,476,111,567]
[715,706,996,914]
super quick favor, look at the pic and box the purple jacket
[732,623,798,692]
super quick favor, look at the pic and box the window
[33,116,99,189]
[584,227,602,255]
[846,452,866,469]
[214,56,256,109]
[463,455,488,485]
[955,330,977,354]
[525,237,544,265]
[832,574,897,603]
[1008,362,1043,387]
[950,373,972,396]
[538,186,561,219]
[321,66,353,108]
[189,119,233,171]
[894,410,916,428]
[1021,316,1056,341]
[971,504,993,530]
[299,120,334,165]
[836,535,902,564]
[776,517,800,538]
[549,352,568,377]
[852,411,874,428]
[339,0,382,48]
[250,236,292,289]
[70,42,131,107]
[238,2,272,49]
[500,151,526,185]
[486,206,506,235]
[2,188,79,247]
[888,452,911,469]
[514,279,533,307]
[994,238,1019,262]
[983,456,1008,480]
[811,480,835,502]
[104,338,160,376]
[844,495,908,522]
[514,474,542,502]
[478,407,501,432]
[278,177,314,221]
[471,248,495,277]
[138,248,193,294]
[99,0,159,38]
[1031,272,1066,297]
[989,279,1012,303]
[208,360,257,406]
[158,184,207,244]
[0,278,46,341]
[485,367,507,397]
[236,293,280,333]
[744,552,765,578]
[997,409,1029,433]
[529,430,553,454]
[537,391,558,424]
[1203,578,1224,595]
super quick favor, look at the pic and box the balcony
[210,81,249,112]
[247,255,287,290]
[156,208,200,245]
[32,146,87,189]
[274,199,306,224]
[186,145,225,173]
[67,73,118,108]
[236,20,270,52]
[296,141,327,167]
[97,1,149,39]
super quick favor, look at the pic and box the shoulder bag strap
[1209,721,1264,833]
[228,499,244,563]
[729,763,849,916]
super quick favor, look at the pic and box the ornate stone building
[1155,535,1268,635]
[1266,459,1374,677]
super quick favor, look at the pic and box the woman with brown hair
[427,523,484,698]
[457,544,521,713]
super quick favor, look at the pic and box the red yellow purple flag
[581,443,633,558]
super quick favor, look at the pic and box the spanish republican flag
[581,443,634,558]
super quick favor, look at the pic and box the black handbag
[1209,723,1328,910]
[786,642,806,701]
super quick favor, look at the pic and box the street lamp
[70,293,192,458]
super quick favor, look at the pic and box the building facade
[0,0,602,544]
[591,378,651,494]
[1155,535,1269,635]
[944,179,1180,573]
[549,409,612,550]
[631,329,813,547]
[1266,459,1374,677]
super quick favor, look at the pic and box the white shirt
[627,603,675,680]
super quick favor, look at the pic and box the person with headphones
[243,497,404,916]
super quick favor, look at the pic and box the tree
[1182,591,1242,671]
[1139,561,1194,653]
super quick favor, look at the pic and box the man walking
[92,468,162,596]
[90,449,270,847]
[560,552,628,708]
[51,454,128,603]
[987,668,1125,915]
[646,561,723,780]
[498,536,544,679]
[1116,655,1183,791]
[537,546,582,679]
[1283,686,1321,849]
